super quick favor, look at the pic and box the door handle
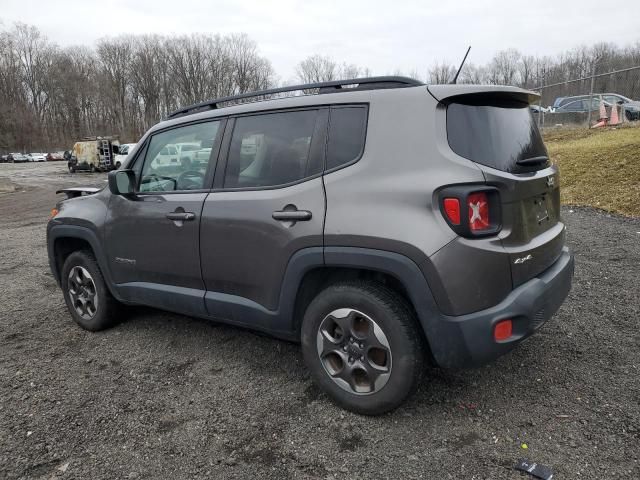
[166,212,196,221]
[272,210,312,221]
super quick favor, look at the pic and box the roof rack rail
[167,76,424,119]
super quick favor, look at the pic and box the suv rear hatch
[429,85,565,288]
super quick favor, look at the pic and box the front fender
[47,224,120,301]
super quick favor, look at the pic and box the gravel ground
[1,162,639,479]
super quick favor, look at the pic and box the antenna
[451,46,471,84]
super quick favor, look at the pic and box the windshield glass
[447,99,548,173]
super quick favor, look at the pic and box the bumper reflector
[494,319,513,341]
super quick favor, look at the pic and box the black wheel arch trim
[47,224,122,302]
[45,229,475,367]
[322,246,444,354]
[204,246,444,346]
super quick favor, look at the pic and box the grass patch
[544,124,640,217]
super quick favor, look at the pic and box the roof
[166,76,424,120]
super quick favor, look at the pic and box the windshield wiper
[516,155,549,166]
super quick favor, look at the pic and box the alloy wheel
[316,308,392,395]
[67,266,99,320]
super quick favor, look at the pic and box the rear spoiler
[55,187,101,199]
[427,85,540,104]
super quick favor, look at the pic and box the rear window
[447,99,548,173]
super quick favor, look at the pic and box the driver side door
[105,119,225,316]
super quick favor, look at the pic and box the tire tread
[301,280,424,415]
[62,249,121,331]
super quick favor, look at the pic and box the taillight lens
[443,198,461,225]
[467,192,490,231]
[439,186,501,238]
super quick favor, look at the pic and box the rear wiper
[516,156,549,166]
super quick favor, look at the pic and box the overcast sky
[2,0,639,82]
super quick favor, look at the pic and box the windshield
[447,99,549,173]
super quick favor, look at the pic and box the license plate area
[532,194,550,226]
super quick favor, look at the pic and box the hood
[56,186,102,199]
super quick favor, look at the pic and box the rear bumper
[429,247,574,368]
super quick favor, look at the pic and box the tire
[68,164,75,173]
[89,165,96,173]
[301,281,424,415]
[61,250,121,331]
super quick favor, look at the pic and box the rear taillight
[439,186,501,238]
[443,198,461,225]
[467,192,490,231]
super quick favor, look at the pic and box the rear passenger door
[200,108,327,320]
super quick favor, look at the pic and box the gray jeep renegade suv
[47,77,574,414]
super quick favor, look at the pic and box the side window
[326,106,367,170]
[564,101,582,111]
[224,110,318,188]
[139,121,220,192]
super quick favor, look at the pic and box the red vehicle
[46,152,66,161]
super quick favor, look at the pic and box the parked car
[48,77,574,415]
[529,104,550,114]
[46,152,65,161]
[554,97,608,113]
[29,152,46,162]
[553,93,640,120]
[10,153,29,163]
[113,143,137,169]
[0,154,10,163]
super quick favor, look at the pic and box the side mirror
[108,169,136,196]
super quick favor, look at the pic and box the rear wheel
[301,281,424,415]
[61,250,121,331]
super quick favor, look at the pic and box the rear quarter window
[326,106,367,170]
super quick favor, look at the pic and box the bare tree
[2,21,640,152]
[13,23,55,122]
[458,63,487,84]
[428,61,455,84]
[131,35,164,127]
[487,49,521,85]
[96,36,133,134]
[296,55,338,83]
[519,55,536,88]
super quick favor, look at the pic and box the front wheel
[301,281,424,415]
[61,250,121,331]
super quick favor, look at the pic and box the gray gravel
[1,162,639,479]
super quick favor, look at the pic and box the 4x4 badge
[546,175,555,188]
[514,254,533,265]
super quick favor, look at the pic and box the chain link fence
[534,65,640,129]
